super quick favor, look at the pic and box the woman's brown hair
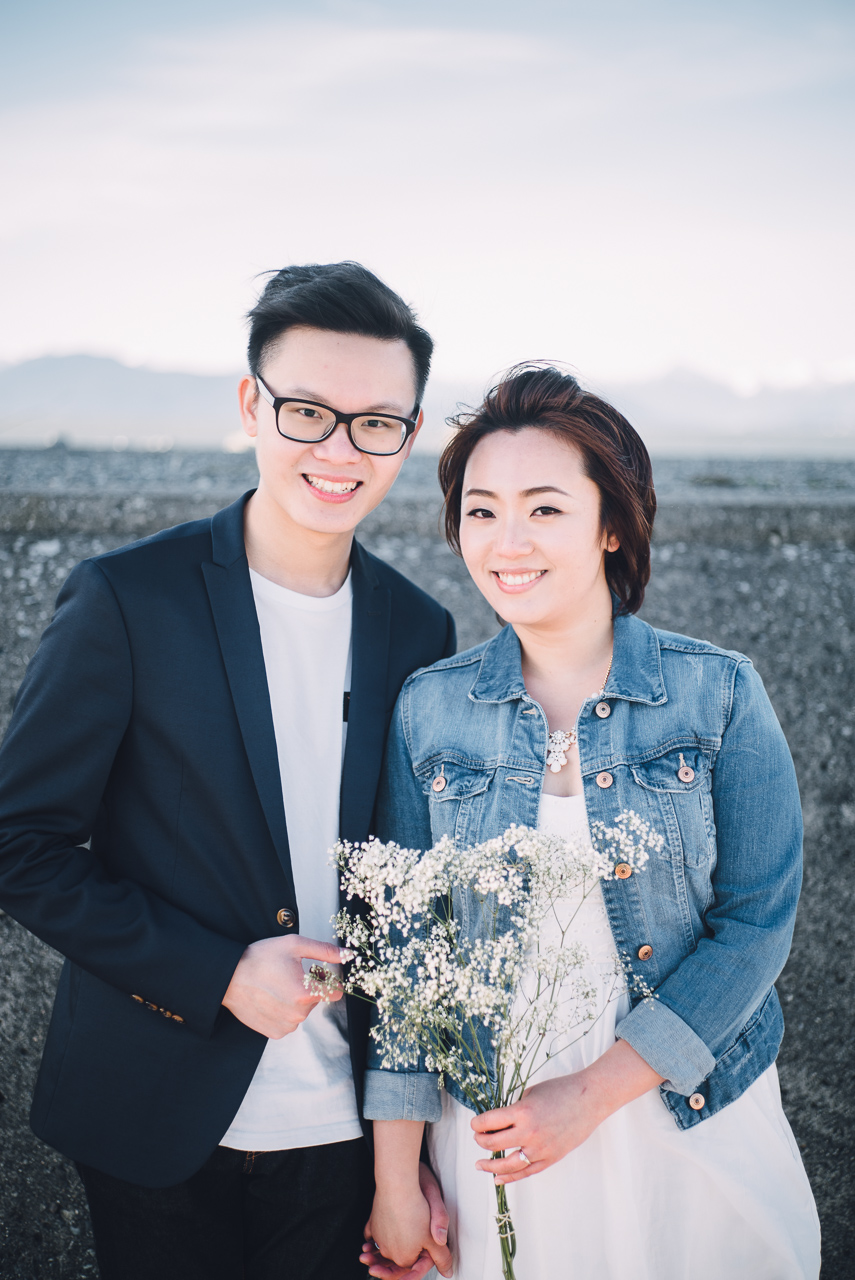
[438,364,657,616]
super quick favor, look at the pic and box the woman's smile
[493,569,548,591]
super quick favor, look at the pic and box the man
[0,263,454,1279]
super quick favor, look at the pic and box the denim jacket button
[637,944,653,960]
[276,908,296,928]
[432,775,447,792]
[596,771,613,788]
[678,765,695,783]
[689,1093,706,1110]
[615,862,632,879]
[595,701,611,718]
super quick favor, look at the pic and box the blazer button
[596,772,613,788]
[432,775,447,793]
[678,766,695,783]
[595,701,611,718]
[615,862,632,879]
[689,1093,705,1111]
[277,908,296,928]
[637,944,653,960]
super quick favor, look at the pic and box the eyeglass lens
[277,402,407,454]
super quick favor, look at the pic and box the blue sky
[1,0,853,391]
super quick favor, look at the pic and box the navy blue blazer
[0,492,455,1187]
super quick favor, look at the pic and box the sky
[1,0,853,393]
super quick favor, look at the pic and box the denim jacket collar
[468,611,667,707]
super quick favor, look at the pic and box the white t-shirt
[220,568,362,1151]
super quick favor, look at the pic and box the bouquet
[311,812,662,1280]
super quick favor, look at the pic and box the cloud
[0,12,853,389]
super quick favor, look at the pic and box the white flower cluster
[326,810,663,1113]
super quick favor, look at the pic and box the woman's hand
[364,1121,453,1277]
[472,1040,664,1185]
[363,1169,453,1278]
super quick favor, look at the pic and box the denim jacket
[363,612,803,1131]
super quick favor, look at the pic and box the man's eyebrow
[463,485,571,499]
[283,387,409,413]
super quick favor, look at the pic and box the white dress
[426,793,821,1280]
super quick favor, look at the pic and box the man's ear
[238,375,260,440]
[401,407,424,459]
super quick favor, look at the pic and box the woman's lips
[492,569,547,593]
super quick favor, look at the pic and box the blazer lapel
[340,540,391,845]
[202,494,295,899]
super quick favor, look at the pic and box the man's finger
[418,1163,450,1246]
[289,935,353,966]
[425,1240,454,1277]
[362,1246,435,1279]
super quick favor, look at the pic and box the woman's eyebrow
[463,485,571,499]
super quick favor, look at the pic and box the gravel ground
[0,451,853,1277]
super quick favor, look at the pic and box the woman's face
[459,428,618,631]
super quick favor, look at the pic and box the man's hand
[360,1162,451,1278]
[222,934,349,1038]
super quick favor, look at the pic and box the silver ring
[517,1148,531,1166]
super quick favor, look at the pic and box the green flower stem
[492,1153,517,1280]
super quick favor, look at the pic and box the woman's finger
[472,1126,521,1151]
[494,1160,549,1186]
[474,1150,539,1176]
[470,1105,521,1132]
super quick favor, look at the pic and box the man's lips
[492,569,547,593]
[303,474,364,503]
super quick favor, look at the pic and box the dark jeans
[77,1138,374,1280]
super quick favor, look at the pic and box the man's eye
[297,407,322,419]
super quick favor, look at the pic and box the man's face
[239,326,421,538]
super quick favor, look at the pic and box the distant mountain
[0,355,239,450]
[597,370,855,456]
[0,355,852,456]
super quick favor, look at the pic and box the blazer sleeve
[616,659,803,1092]
[0,559,245,1039]
[442,608,457,660]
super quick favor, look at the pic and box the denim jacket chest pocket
[416,758,498,848]
[628,746,715,868]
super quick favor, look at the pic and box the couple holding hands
[0,263,820,1278]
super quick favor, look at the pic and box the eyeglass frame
[254,374,420,457]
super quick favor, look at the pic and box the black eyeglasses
[255,375,419,457]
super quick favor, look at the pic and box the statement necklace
[546,652,614,774]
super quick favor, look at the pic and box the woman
[360,366,820,1279]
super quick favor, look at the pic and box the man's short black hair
[246,261,433,406]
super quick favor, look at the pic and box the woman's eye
[465,507,495,519]
[533,505,561,516]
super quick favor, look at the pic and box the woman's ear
[603,529,620,554]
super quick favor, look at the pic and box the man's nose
[311,421,362,463]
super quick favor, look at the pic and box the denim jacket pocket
[415,757,497,847]
[630,746,715,868]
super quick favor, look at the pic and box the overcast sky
[1,0,853,392]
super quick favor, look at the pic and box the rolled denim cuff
[616,998,716,1095]
[363,1068,443,1122]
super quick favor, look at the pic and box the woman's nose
[491,520,535,558]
